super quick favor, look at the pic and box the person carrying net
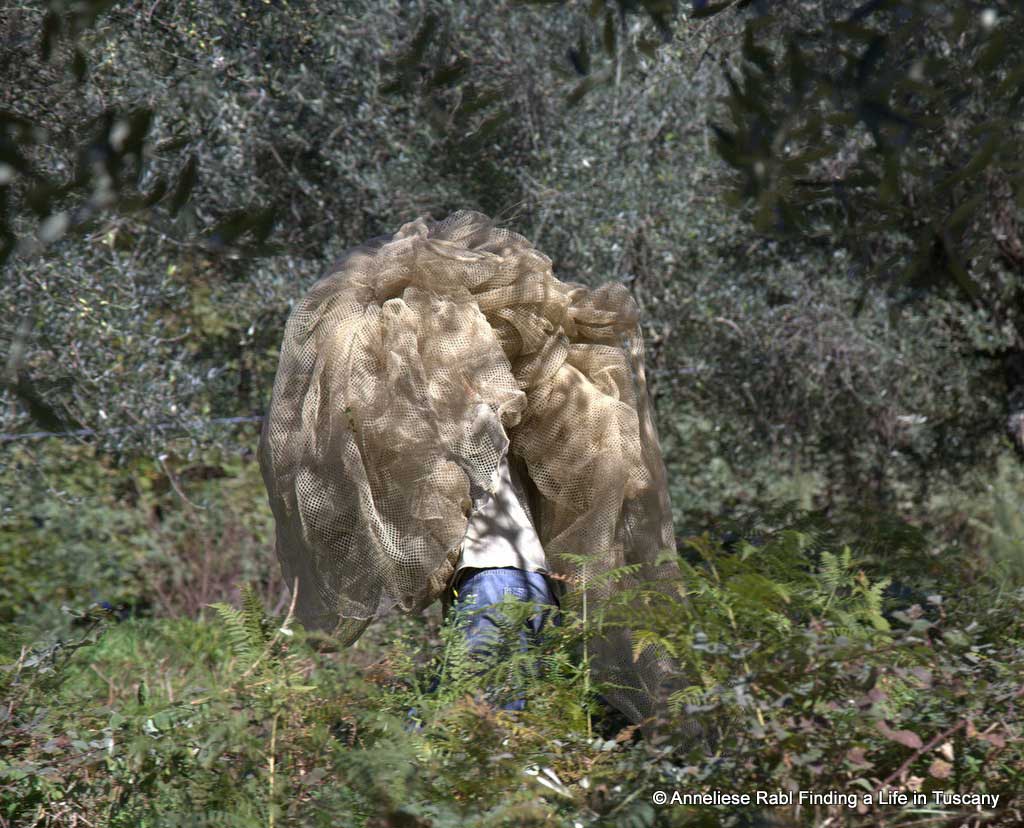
[258,210,680,727]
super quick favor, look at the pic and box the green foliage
[0,440,282,632]
[707,1,1024,289]
[2,2,1024,824]
[702,0,1024,455]
[4,505,1021,827]
[2,0,1018,524]
[0,442,149,627]
[970,454,1024,591]
[210,584,277,665]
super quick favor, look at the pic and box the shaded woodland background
[2,1,1023,826]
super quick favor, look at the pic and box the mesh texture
[258,210,680,723]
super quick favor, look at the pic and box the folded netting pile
[258,210,681,723]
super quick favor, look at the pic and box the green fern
[210,601,258,662]
[818,547,852,594]
[210,584,273,665]
[240,583,272,645]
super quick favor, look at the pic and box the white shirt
[456,405,549,576]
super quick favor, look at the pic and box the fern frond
[210,602,257,660]
[240,584,270,646]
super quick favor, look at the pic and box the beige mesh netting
[258,210,681,723]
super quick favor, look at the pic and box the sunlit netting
[259,210,680,723]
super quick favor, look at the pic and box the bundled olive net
[259,210,680,723]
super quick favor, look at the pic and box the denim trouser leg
[450,567,560,711]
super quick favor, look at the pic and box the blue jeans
[449,567,560,711]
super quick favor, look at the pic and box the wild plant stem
[268,712,278,828]
[583,566,592,740]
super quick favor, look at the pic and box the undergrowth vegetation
[2,466,1022,826]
